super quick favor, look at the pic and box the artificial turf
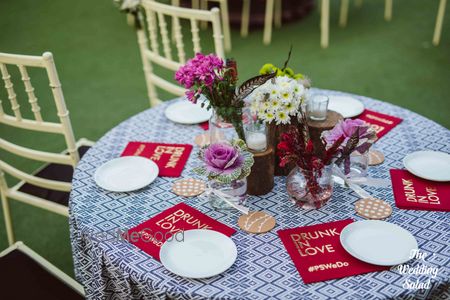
[0,0,449,277]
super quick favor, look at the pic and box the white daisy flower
[284,102,298,114]
[264,112,275,123]
[275,111,289,124]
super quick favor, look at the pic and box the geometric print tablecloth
[69,89,450,299]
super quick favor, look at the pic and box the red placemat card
[356,109,402,139]
[199,121,209,130]
[127,203,236,261]
[278,219,388,284]
[121,142,192,177]
[390,169,450,211]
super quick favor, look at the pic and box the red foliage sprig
[277,110,345,199]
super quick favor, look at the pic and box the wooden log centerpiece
[247,147,275,195]
[307,110,343,156]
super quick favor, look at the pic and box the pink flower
[322,119,377,153]
[175,53,224,100]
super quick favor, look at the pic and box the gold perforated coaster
[172,178,206,197]
[368,150,385,166]
[238,211,276,234]
[355,198,392,220]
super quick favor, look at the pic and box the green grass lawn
[0,0,449,277]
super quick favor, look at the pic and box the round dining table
[69,89,450,299]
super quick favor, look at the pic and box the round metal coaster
[238,211,276,234]
[172,178,206,197]
[355,198,392,220]
[368,150,385,166]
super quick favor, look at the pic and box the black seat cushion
[18,146,90,206]
[0,249,84,300]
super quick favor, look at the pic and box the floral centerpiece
[322,119,377,176]
[248,52,311,175]
[250,75,307,125]
[175,53,275,143]
[278,109,373,208]
[194,139,254,211]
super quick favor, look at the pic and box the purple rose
[203,142,244,174]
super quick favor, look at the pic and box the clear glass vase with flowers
[277,109,371,209]
[175,53,275,144]
[321,119,377,180]
[193,140,254,211]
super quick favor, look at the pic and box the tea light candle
[247,132,267,151]
[308,95,329,121]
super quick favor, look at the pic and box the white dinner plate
[165,100,212,124]
[160,229,237,279]
[403,151,450,182]
[94,156,159,192]
[340,220,418,266]
[328,95,365,118]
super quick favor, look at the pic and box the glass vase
[339,151,369,178]
[209,109,244,144]
[208,179,247,210]
[286,165,334,209]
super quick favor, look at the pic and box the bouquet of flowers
[194,139,254,184]
[176,53,274,141]
[250,76,307,125]
[321,119,377,174]
[249,54,311,126]
[277,109,376,202]
[277,115,344,201]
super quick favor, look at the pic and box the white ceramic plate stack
[340,220,418,266]
[160,229,237,279]
[165,100,212,124]
[94,156,159,192]
[327,95,365,118]
[403,150,450,182]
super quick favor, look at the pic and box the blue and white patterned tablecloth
[69,89,450,300]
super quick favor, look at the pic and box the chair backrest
[0,52,78,193]
[137,0,225,107]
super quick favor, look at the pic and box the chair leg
[385,0,393,21]
[321,0,330,48]
[1,189,15,246]
[339,0,350,27]
[433,0,447,46]
[274,0,282,29]
[171,0,181,42]
[219,0,232,51]
[263,0,275,45]
[200,0,208,29]
[355,0,363,8]
[241,0,251,37]
[136,30,161,107]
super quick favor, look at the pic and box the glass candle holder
[308,95,329,121]
[244,121,267,152]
